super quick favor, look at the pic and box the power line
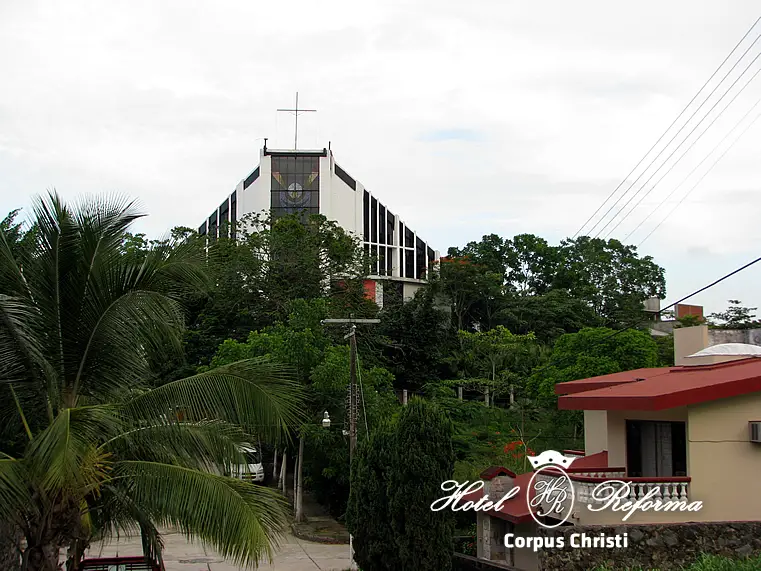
[574,17,761,239]
[593,44,761,239]
[637,107,761,247]
[603,63,761,239]
[531,255,761,377]
[624,93,761,242]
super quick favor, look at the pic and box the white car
[233,444,265,484]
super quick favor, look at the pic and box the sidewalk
[87,530,351,571]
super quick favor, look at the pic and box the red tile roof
[557,357,761,411]
[555,367,671,395]
[461,471,535,524]
[568,450,608,469]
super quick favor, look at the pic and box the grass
[593,554,761,571]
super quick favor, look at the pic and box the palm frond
[0,458,28,521]
[114,461,288,568]
[26,405,120,495]
[100,419,250,471]
[125,359,306,442]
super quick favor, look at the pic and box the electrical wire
[624,93,761,242]
[529,255,761,377]
[355,350,370,438]
[603,64,761,239]
[593,46,761,239]
[637,108,761,246]
[574,17,761,239]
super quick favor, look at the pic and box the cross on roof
[277,92,316,150]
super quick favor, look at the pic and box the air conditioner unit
[750,421,761,443]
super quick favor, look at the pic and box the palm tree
[0,193,305,571]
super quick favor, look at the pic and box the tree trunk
[292,449,298,506]
[280,450,287,494]
[0,521,21,571]
[484,387,489,407]
[295,437,305,523]
[273,449,279,481]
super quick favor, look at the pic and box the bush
[347,399,456,571]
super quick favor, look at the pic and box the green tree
[435,255,502,330]
[387,399,455,571]
[346,421,398,571]
[531,327,660,400]
[456,326,538,403]
[553,237,666,325]
[348,399,455,571]
[496,289,601,342]
[0,193,304,570]
[708,300,759,329]
[375,284,457,388]
[184,212,371,367]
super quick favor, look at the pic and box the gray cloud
[1,0,761,313]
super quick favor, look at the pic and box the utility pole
[320,316,380,571]
[321,317,380,462]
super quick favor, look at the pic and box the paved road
[88,531,351,571]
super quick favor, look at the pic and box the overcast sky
[2,1,761,317]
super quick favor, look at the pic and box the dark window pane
[387,212,395,245]
[371,245,378,274]
[405,227,414,248]
[363,191,370,242]
[427,246,434,262]
[371,197,377,243]
[271,174,285,191]
[416,237,426,279]
[379,205,386,244]
[335,163,357,190]
[378,246,386,276]
[387,246,393,275]
[198,221,207,236]
[244,167,260,189]
[405,249,414,279]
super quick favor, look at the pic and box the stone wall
[538,522,761,571]
[453,553,517,571]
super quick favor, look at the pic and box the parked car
[233,444,265,484]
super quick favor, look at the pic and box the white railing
[536,470,691,511]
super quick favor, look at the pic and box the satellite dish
[686,343,761,358]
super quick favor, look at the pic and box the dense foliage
[0,195,305,571]
[347,399,455,571]
[3,195,680,567]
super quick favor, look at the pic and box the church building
[198,142,440,305]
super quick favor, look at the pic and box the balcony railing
[536,467,692,512]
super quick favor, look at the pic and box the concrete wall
[583,410,608,455]
[687,391,761,521]
[709,328,761,346]
[674,325,709,365]
[538,522,761,571]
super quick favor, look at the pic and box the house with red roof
[470,324,761,569]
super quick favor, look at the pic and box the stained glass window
[270,155,320,219]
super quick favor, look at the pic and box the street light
[322,411,331,429]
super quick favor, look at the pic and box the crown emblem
[527,450,576,470]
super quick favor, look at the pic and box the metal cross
[277,92,316,150]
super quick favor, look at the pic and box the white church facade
[198,143,440,304]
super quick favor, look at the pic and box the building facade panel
[199,144,439,288]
